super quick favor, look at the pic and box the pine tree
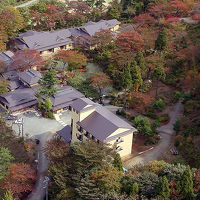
[75,174,100,200]
[131,61,143,92]
[38,68,60,97]
[113,153,123,171]
[157,176,170,199]
[2,190,15,200]
[179,166,194,200]
[121,64,133,109]
[155,29,168,51]
[0,147,14,179]
[131,182,139,196]
[136,51,146,73]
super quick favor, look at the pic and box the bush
[152,119,161,129]
[172,91,183,103]
[139,80,152,93]
[45,111,55,119]
[145,107,158,119]
[158,114,169,123]
[116,109,126,117]
[153,99,166,111]
[173,120,181,134]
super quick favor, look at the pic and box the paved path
[124,101,184,169]
[28,131,55,200]
[15,0,39,8]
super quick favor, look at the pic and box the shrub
[172,91,183,103]
[139,80,152,93]
[145,107,158,119]
[45,111,55,119]
[173,120,181,134]
[146,161,167,175]
[152,119,161,129]
[158,114,169,123]
[153,99,166,111]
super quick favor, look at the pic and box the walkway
[124,101,184,169]
[28,131,54,200]
[15,0,39,8]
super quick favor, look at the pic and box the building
[0,51,14,65]
[0,70,84,113]
[68,98,136,157]
[69,19,121,49]
[14,29,74,56]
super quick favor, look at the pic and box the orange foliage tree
[2,163,36,198]
[11,49,44,72]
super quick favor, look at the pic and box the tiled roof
[0,51,14,64]
[18,69,41,85]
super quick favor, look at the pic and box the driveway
[15,0,39,8]
[124,101,184,169]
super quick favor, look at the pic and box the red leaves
[133,13,155,24]
[11,49,44,72]
[170,0,190,16]
[115,30,144,53]
[2,163,36,197]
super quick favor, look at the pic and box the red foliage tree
[133,13,155,24]
[11,49,44,72]
[148,4,169,18]
[2,163,36,198]
[169,0,190,17]
[115,30,144,53]
[67,1,91,15]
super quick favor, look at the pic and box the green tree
[152,66,166,97]
[178,165,194,200]
[131,182,139,196]
[131,61,143,92]
[38,68,60,97]
[2,190,15,200]
[43,97,53,111]
[113,153,123,171]
[0,78,9,95]
[133,115,153,137]
[157,176,170,199]
[136,51,146,75]
[107,6,120,20]
[0,147,14,179]
[155,29,168,51]
[121,64,133,109]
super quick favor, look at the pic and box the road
[15,0,39,8]
[27,131,54,200]
[124,101,184,169]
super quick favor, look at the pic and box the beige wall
[66,43,74,50]
[108,131,133,157]
[110,24,120,32]
[79,108,96,121]
[54,46,60,53]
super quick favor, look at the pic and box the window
[69,106,72,111]
[115,146,123,152]
[92,135,95,140]
[85,132,90,138]
[77,133,83,141]
[116,137,124,144]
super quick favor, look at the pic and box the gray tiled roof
[18,69,41,85]
[50,86,84,111]
[17,29,73,51]
[0,51,14,64]
[72,98,136,142]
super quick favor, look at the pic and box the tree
[107,5,121,20]
[131,182,139,196]
[169,0,190,17]
[11,50,44,72]
[0,78,9,95]
[113,153,123,171]
[2,190,15,200]
[90,72,112,96]
[91,164,123,194]
[152,66,166,97]
[133,115,153,137]
[130,61,143,92]
[178,165,194,199]
[121,64,133,109]
[115,30,144,53]
[155,29,168,51]
[2,163,36,198]
[0,147,14,180]
[43,96,53,111]
[0,25,8,52]
[157,176,170,199]
[55,50,87,71]
[38,68,60,97]
[136,51,146,73]
[0,6,25,38]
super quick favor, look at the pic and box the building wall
[71,107,80,143]
[79,108,96,121]
[108,132,133,157]
[110,24,120,32]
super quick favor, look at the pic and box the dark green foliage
[38,68,60,97]
[153,99,166,111]
[121,64,133,90]
[113,153,123,171]
[136,51,146,72]
[158,114,169,123]
[131,182,139,196]
[155,29,168,51]
[120,176,134,195]
[135,171,159,198]
[178,166,194,199]
[173,120,181,134]
[157,176,170,199]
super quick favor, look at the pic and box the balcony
[115,146,123,152]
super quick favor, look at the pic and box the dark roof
[2,71,18,80]
[8,78,21,90]
[56,125,71,144]
[50,86,84,111]
[0,51,14,64]
[79,19,121,36]
[18,69,41,85]
[17,29,73,51]
[0,86,37,111]
[72,98,136,142]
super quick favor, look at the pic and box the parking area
[7,110,71,138]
